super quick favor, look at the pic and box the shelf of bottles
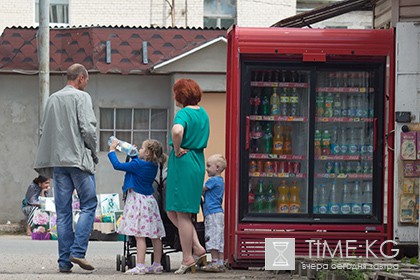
[247,69,309,215]
[313,71,374,216]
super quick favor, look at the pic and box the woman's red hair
[173,78,202,107]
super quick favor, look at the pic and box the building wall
[0,0,35,31]
[237,0,295,27]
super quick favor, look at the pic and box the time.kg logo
[265,238,295,270]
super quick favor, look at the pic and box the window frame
[34,0,69,26]
[203,0,237,29]
[99,107,169,153]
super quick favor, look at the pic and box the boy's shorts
[204,212,224,252]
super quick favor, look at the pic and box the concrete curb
[0,223,24,234]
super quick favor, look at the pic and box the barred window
[99,108,169,152]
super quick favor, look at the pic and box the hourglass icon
[272,241,289,266]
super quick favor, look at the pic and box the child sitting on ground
[201,154,226,272]
[108,138,167,275]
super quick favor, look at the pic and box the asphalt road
[0,234,297,280]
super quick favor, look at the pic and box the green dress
[166,107,210,213]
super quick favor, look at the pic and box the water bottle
[108,136,138,157]
[330,127,340,155]
[318,184,328,214]
[280,88,289,116]
[333,93,342,117]
[355,94,364,117]
[362,182,373,214]
[339,127,348,155]
[348,127,358,155]
[328,182,340,214]
[341,94,348,117]
[290,89,299,116]
[348,95,356,117]
[341,181,351,214]
[313,185,319,214]
[351,181,362,214]
[359,128,367,154]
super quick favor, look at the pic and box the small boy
[201,154,227,272]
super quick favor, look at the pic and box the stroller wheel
[129,255,136,268]
[116,254,121,271]
[121,255,127,272]
[162,255,171,272]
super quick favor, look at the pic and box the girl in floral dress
[108,139,167,275]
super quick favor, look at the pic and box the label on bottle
[289,203,300,213]
[362,203,372,214]
[340,204,351,214]
[340,144,348,155]
[318,204,328,214]
[331,144,340,155]
[348,144,358,154]
[351,203,362,214]
[329,204,340,214]
[278,203,289,213]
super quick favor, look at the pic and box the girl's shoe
[124,265,146,275]
[174,262,196,274]
[193,254,207,267]
[201,262,225,272]
[146,264,163,274]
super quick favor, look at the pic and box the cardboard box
[401,132,416,160]
[93,222,115,234]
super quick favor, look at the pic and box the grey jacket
[34,85,97,178]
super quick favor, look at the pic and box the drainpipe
[38,0,49,134]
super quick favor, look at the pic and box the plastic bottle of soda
[266,181,277,213]
[362,181,373,214]
[270,88,280,115]
[272,123,284,155]
[280,88,289,116]
[289,180,301,213]
[251,122,263,153]
[262,123,273,154]
[348,127,359,155]
[254,179,266,213]
[328,181,340,214]
[283,126,292,155]
[313,185,319,214]
[318,184,328,214]
[314,129,322,156]
[261,94,270,116]
[324,92,334,118]
[290,89,299,116]
[330,127,340,155]
[316,92,325,117]
[333,93,342,117]
[351,181,362,214]
[251,90,261,115]
[341,181,351,214]
[277,180,289,213]
[248,182,255,213]
[321,130,331,155]
[339,127,348,155]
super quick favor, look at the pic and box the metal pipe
[38,0,50,133]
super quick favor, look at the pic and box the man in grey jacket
[34,63,98,273]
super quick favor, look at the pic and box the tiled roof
[0,26,227,74]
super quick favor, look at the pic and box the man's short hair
[67,63,88,81]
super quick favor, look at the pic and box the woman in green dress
[166,78,209,274]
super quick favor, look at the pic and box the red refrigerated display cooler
[225,26,395,267]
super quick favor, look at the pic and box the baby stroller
[116,162,194,273]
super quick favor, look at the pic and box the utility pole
[166,0,175,27]
[38,0,49,133]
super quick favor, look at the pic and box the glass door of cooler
[313,69,381,221]
[240,64,311,222]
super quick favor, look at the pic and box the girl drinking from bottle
[108,138,167,274]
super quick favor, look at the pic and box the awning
[271,0,373,28]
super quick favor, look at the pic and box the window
[99,108,169,152]
[204,0,236,29]
[35,0,69,25]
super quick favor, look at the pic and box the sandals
[174,262,196,274]
[146,263,163,274]
[124,265,146,275]
[193,254,207,267]
[201,262,225,273]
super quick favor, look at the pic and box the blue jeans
[53,167,97,270]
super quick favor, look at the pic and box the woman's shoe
[174,262,196,274]
[193,254,207,267]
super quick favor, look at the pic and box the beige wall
[197,92,226,220]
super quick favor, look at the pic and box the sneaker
[125,265,146,275]
[59,268,72,273]
[146,264,163,274]
[70,256,95,271]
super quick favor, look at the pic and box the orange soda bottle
[283,126,292,155]
[289,180,301,213]
[272,123,284,155]
[277,179,289,213]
